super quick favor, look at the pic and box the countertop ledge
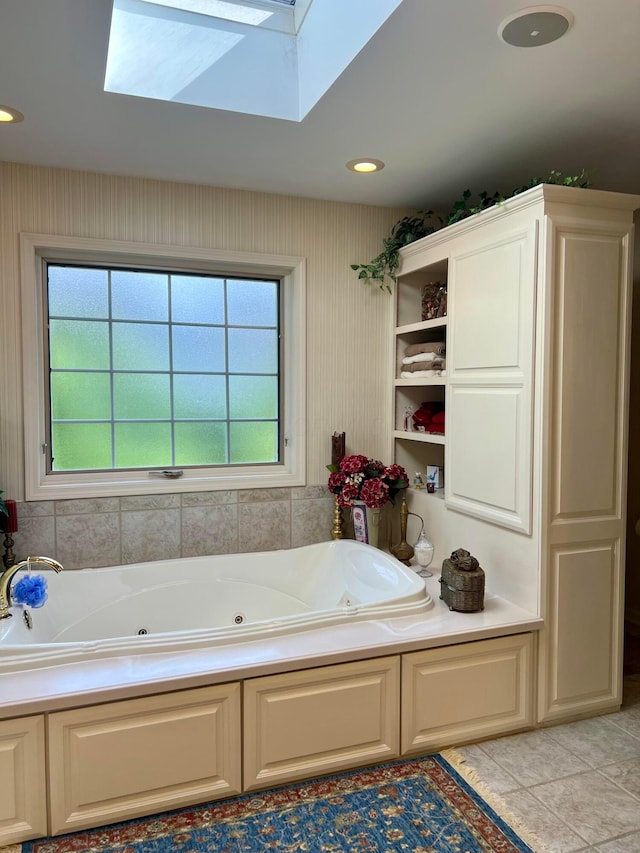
[0,579,541,719]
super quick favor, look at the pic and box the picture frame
[352,504,369,544]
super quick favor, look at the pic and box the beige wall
[0,161,408,502]
[4,162,637,592]
[0,162,409,565]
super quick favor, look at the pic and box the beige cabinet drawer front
[244,656,400,791]
[0,715,47,846]
[47,683,241,835]
[402,634,534,754]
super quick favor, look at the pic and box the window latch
[149,470,184,479]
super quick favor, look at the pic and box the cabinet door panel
[48,684,241,835]
[402,634,533,754]
[449,227,536,377]
[447,385,530,532]
[0,715,47,846]
[551,231,623,519]
[539,542,622,720]
[244,657,400,791]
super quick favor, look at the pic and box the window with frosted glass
[45,265,281,471]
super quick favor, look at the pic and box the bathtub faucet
[0,556,64,620]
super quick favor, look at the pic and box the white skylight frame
[137,0,312,34]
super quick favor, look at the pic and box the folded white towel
[402,352,439,364]
[400,370,446,378]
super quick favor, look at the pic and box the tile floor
[455,629,640,852]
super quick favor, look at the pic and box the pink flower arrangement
[327,455,409,509]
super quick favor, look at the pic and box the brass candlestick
[391,495,414,565]
[329,431,346,540]
[2,499,18,568]
[331,496,344,540]
[2,533,16,569]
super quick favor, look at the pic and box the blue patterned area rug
[20,752,543,853]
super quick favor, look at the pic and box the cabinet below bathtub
[0,714,47,846]
[47,683,242,836]
[2,631,537,843]
[242,634,534,790]
[244,655,400,791]
[401,633,535,754]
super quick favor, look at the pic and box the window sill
[26,467,305,501]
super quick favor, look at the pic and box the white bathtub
[0,540,432,670]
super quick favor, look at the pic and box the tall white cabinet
[393,185,639,723]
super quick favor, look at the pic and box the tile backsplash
[13,486,335,569]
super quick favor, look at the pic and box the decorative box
[439,548,485,612]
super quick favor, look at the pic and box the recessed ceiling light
[498,5,573,47]
[346,159,385,173]
[0,105,24,123]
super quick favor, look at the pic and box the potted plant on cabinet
[351,170,590,290]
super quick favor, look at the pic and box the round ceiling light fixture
[498,5,574,47]
[346,158,385,173]
[0,105,25,123]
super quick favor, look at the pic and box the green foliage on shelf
[350,211,438,293]
[352,170,591,291]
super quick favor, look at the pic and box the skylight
[105,0,404,121]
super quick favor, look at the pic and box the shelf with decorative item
[394,386,445,441]
[394,435,444,491]
[395,321,446,383]
[395,260,448,328]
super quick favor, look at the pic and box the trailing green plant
[446,169,591,225]
[350,211,440,293]
[352,170,590,290]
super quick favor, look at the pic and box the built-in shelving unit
[391,183,640,729]
[393,263,447,484]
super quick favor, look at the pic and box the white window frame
[20,233,306,500]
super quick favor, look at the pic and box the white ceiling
[1,0,639,211]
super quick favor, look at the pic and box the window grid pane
[47,265,280,472]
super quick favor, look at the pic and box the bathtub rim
[0,540,434,667]
[0,573,542,720]
[0,594,435,669]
